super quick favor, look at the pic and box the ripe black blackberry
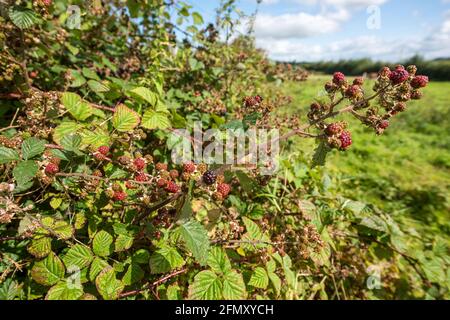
[202,170,217,185]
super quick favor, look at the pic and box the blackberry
[339,131,352,150]
[333,72,345,85]
[353,77,364,86]
[134,157,146,171]
[135,172,148,182]
[165,181,179,193]
[113,191,127,201]
[217,183,231,198]
[325,123,342,136]
[202,170,217,185]
[169,169,179,179]
[155,162,168,171]
[98,145,110,155]
[45,163,59,175]
[378,120,390,129]
[157,178,167,188]
[411,75,429,89]
[183,162,196,173]
[389,66,409,85]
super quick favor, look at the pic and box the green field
[278,75,450,239]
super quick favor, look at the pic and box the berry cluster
[325,122,353,151]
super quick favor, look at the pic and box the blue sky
[184,0,450,62]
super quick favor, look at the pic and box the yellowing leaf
[112,104,140,132]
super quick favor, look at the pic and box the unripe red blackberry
[378,120,390,129]
[333,72,345,85]
[134,157,146,171]
[324,81,336,93]
[244,96,257,108]
[202,170,217,185]
[353,77,364,86]
[410,75,429,89]
[94,153,106,161]
[183,162,196,173]
[155,162,168,171]
[310,102,321,111]
[44,163,59,175]
[217,183,231,198]
[113,191,127,201]
[345,85,360,98]
[165,181,179,193]
[157,178,167,188]
[135,172,148,182]
[254,95,263,103]
[325,123,342,136]
[98,145,110,156]
[339,131,352,150]
[169,169,179,179]
[411,90,423,100]
[389,66,409,85]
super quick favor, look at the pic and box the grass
[276,75,450,237]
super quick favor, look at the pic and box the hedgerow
[0,0,448,300]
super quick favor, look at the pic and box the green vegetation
[279,75,450,239]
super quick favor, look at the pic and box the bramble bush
[0,0,448,300]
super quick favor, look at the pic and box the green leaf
[60,134,82,153]
[53,220,74,240]
[45,281,84,300]
[95,267,124,300]
[223,271,247,300]
[312,141,331,167]
[122,263,144,286]
[9,7,39,29]
[114,234,134,252]
[192,12,204,25]
[31,252,65,286]
[248,267,269,289]
[188,270,222,300]
[13,160,38,186]
[92,230,114,257]
[21,137,45,160]
[132,249,150,264]
[241,217,270,251]
[0,279,21,300]
[112,104,140,132]
[149,245,185,274]
[62,244,93,270]
[141,109,171,130]
[268,272,281,296]
[61,92,93,121]
[69,70,86,88]
[80,128,111,148]
[129,87,157,106]
[178,220,210,265]
[0,146,20,164]
[27,237,52,258]
[89,257,110,282]
[207,247,232,274]
[53,121,83,145]
[87,80,109,93]
[82,67,100,81]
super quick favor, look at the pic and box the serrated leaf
[149,245,185,274]
[61,92,93,121]
[45,281,83,300]
[9,7,39,29]
[62,244,93,270]
[95,267,124,300]
[242,216,270,251]
[188,270,222,300]
[141,109,171,130]
[60,134,82,152]
[0,279,21,300]
[92,230,114,257]
[74,212,87,230]
[207,247,232,274]
[53,121,83,145]
[21,137,45,160]
[89,257,109,282]
[248,267,269,289]
[112,104,140,132]
[122,263,144,286]
[179,219,210,265]
[87,80,109,93]
[268,272,281,296]
[31,252,65,286]
[129,87,157,106]
[312,141,331,167]
[13,160,38,186]
[132,249,150,264]
[223,271,247,300]
[69,70,86,88]
[53,220,74,240]
[80,128,111,148]
[27,237,52,258]
[0,146,20,164]
[82,67,100,81]
[114,234,134,252]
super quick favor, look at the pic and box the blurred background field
[276,75,450,240]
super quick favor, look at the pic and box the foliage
[0,0,448,301]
